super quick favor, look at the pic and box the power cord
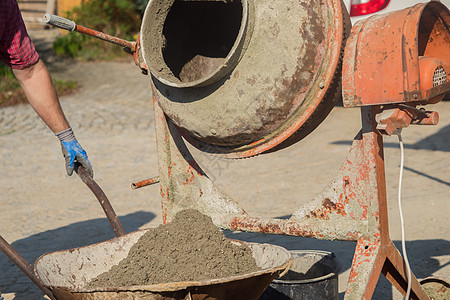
[396,130,412,299]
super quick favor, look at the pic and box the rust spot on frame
[306,197,347,220]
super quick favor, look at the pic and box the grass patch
[0,63,78,108]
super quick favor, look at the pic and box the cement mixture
[87,209,260,288]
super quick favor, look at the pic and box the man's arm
[2,0,93,177]
[12,59,70,133]
[13,59,93,177]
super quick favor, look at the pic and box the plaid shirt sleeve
[0,0,40,69]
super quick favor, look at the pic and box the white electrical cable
[397,132,412,299]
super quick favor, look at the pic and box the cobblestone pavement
[0,29,449,299]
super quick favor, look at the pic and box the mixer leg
[382,241,430,300]
[343,107,430,300]
[345,238,384,299]
[345,238,430,299]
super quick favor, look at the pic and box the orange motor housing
[342,1,450,107]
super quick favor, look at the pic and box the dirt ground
[0,29,448,299]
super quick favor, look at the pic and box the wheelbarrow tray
[34,229,292,300]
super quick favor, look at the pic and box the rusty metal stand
[342,107,429,299]
[153,98,430,299]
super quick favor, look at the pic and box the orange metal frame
[151,3,450,298]
[153,100,434,299]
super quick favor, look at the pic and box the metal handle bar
[43,14,135,50]
[43,14,76,31]
[131,176,160,189]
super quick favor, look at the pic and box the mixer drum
[141,0,349,158]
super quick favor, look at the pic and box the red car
[343,0,450,23]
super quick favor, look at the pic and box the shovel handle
[43,14,76,31]
[74,164,126,237]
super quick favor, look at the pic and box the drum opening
[162,0,243,83]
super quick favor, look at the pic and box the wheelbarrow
[34,231,292,300]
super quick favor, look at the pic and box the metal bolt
[319,82,325,89]
[211,128,217,135]
[412,93,418,99]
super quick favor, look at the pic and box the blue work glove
[60,140,93,177]
[56,128,93,177]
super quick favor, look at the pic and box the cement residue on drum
[87,209,260,288]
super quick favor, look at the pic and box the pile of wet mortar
[87,209,260,288]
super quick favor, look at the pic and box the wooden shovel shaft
[75,164,126,237]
